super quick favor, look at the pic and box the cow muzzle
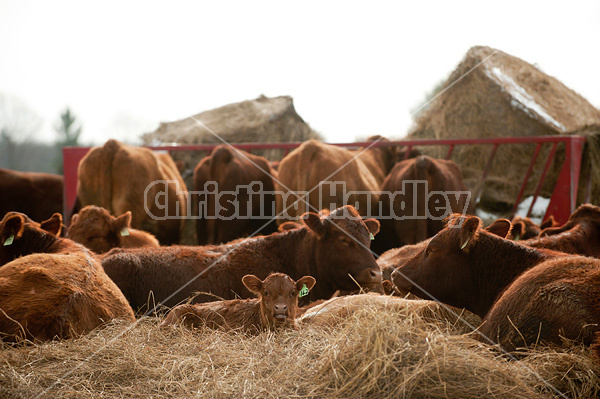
[354,268,383,285]
[273,304,288,322]
[391,269,413,292]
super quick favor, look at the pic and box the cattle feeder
[63,135,585,225]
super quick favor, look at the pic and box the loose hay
[1,306,599,398]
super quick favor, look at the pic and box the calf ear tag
[120,227,130,237]
[370,233,375,241]
[3,234,15,246]
[299,284,309,298]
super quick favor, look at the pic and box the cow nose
[274,304,287,313]
[370,269,382,281]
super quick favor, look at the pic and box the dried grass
[1,301,599,398]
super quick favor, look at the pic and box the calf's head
[242,273,316,329]
[0,212,63,266]
[68,205,132,253]
[303,205,382,293]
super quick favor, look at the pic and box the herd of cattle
[2,138,600,361]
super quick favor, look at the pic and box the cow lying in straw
[161,273,316,333]
[0,212,135,343]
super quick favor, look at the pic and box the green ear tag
[370,233,375,241]
[120,227,130,237]
[299,284,309,298]
[3,234,15,246]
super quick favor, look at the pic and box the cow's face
[68,206,131,254]
[243,273,316,329]
[304,206,382,293]
[391,215,510,308]
[0,212,62,266]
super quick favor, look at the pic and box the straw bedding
[1,296,599,398]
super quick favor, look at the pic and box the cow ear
[296,276,316,293]
[242,274,263,295]
[540,216,555,230]
[40,213,63,237]
[508,220,525,240]
[1,213,26,245]
[278,221,300,232]
[486,218,512,238]
[302,212,325,238]
[70,213,80,225]
[114,211,132,236]
[363,218,380,237]
[459,216,480,252]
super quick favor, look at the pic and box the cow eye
[264,291,269,297]
[338,236,351,245]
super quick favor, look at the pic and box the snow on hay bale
[408,45,600,213]
[142,95,321,161]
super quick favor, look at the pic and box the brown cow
[373,155,472,254]
[377,217,512,283]
[476,255,600,352]
[161,273,316,333]
[508,216,556,240]
[520,204,600,258]
[101,205,382,311]
[0,168,63,222]
[193,145,277,245]
[76,139,187,245]
[391,215,564,318]
[0,212,135,343]
[275,136,398,223]
[67,205,159,254]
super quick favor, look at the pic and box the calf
[68,205,159,253]
[476,255,600,352]
[521,204,600,258]
[162,273,315,332]
[0,212,135,343]
[101,205,382,311]
[391,215,563,318]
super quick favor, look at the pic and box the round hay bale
[408,46,600,213]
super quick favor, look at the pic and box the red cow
[0,168,63,222]
[275,136,399,223]
[378,218,512,284]
[391,215,564,318]
[373,155,472,254]
[0,212,135,343]
[161,273,316,332]
[67,205,159,253]
[77,139,188,245]
[509,216,557,240]
[101,205,382,311]
[193,145,277,245]
[476,255,600,352]
[521,204,600,258]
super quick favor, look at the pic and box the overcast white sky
[0,0,598,146]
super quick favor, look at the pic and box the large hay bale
[408,46,600,213]
[142,94,321,161]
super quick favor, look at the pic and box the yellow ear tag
[370,233,375,241]
[3,234,15,246]
[120,227,130,237]
[299,284,309,298]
